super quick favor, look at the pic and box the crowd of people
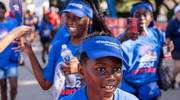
[0,0,180,100]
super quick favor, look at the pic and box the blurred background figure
[43,6,48,15]
[38,14,53,63]
[0,2,19,100]
[166,4,180,89]
[32,12,40,46]
[48,6,60,30]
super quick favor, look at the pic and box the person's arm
[165,20,174,52]
[164,37,174,52]
[23,41,53,90]
[0,26,31,53]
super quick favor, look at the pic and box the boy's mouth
[105,86,114,89]
[101,85,116,93]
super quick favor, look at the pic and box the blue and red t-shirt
[0,17,18,68]
[118,27,165,93]
[44,36,81,99]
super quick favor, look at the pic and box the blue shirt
[43,36,81,99]
[166,18,180,51]
[118,27,165,93]
[38,21,53,37]
[51,25,69,45]
[0,17,18,68]
[60,85,139,100]
[24,17,31,26]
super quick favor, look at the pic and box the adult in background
[118,2,173,100]
[166,5,180,89]
[48,6,60,29]
[0,2,19,100]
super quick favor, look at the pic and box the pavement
[1,42,180,100]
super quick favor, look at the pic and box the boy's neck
[86,87,114,100]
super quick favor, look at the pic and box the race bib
[43,29,51,36]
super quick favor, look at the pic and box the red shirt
[48,12,60,26]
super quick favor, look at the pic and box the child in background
[60,32,139,100]
[38,14,53,63]
[118,2,174,100]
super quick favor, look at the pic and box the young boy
[60,32,139,100]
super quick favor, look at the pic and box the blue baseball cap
[60,1,93,19]
[81,36,126,62]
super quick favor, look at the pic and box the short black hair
[0,2,6,12]
[80,31,115,66]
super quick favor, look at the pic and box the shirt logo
[0,28,8,39]
[96,40,120,50]
[131,45,157,75]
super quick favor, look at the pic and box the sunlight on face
[84,56,122,99]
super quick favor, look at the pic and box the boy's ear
[90,19,93,25]
[78,63,85,79]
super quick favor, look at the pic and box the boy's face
[79,56,122,99]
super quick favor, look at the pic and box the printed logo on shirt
[132,45,157,75]
[60,73,81,96]
[0,28,8,39]
[43,25,51,37]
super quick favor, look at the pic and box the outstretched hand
[11,25,31,38]
[12,38,33,56]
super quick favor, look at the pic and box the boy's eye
[96,67,105,72]
[114,67,121,72]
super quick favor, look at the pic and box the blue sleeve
[49,23,53,30]
[51,25,69,45]
[7,18,18,31]
[12,19,18,28]
[165,19,174,38]
[43,41,61,83]
[38,22,45,33]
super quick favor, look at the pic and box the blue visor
[60,1,93,19]
[81,36,126,62]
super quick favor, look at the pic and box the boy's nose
[105,73,116,82]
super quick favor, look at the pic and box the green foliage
[167,9,174,21]
[115,0,141,12]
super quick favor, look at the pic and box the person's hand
[119,26,140,43]
[12,38,33,56]
[124,26,140,40]
[166,38,174,52]
[11,25,31,38]
[61,57,79,75]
